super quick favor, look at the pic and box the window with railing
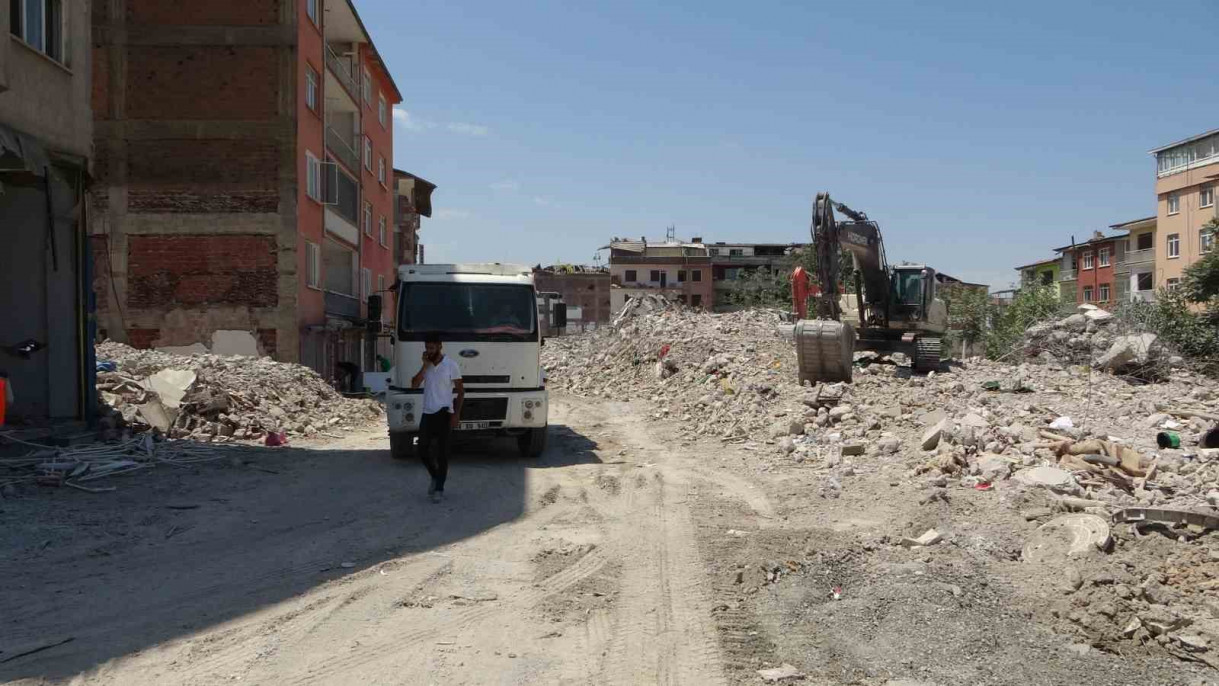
[1157,133,1219,177]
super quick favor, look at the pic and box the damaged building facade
[0,0,96,422]
[90,0,402,387]
[392,168,434,268]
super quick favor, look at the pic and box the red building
[1056,231,1127,306]
[92,0,402,384]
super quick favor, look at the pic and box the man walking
[411,334,464,503]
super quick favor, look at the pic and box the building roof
[393,169,436,217]
[1108,216,1156,231]
[1054,232,1129,252]
[1148,128,1219,155]
[1014,257,1059,271]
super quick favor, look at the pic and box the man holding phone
[411,334,464,503]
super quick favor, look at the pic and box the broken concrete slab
[143,368,197,409]
[1095,333,1158,372]
[757,663,805,682]
[211,330,262,357]
[1022,513,1111,563]
[1016,466,1074,491]
[900,528,942,547]
[921,418,948,451]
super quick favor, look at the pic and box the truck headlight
[404,402,413,412]
[524,400,535,409]
[524,410,533,420]
[405,413,414,423]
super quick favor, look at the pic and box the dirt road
[1,394,1207,685]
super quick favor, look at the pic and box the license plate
[459,421,489,431]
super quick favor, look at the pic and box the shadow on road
[0,422,601,680]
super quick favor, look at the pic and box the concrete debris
[921,419,948,451]
[1095,334,1159,374]
[1022,514,1111,563]
[900,528,942,547]
[756,663,805,682]
[94,341,382,441]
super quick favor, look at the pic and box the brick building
[90,0,402,386]
[393,169,436,268]
[532,266,612,328]
[1056,230,1126,306]
[606,238,714,312]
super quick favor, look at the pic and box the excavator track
[913,337,942,373]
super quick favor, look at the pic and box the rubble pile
[542,305,801,442]
[1020,304,1179,378]
[95,341,383,441]
[545,303,1219,663]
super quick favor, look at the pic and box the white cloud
[392,108,433,131]
[532,196,560,208]
[434,209,472,221]
[490,179,520,192]
[447,122,490,137]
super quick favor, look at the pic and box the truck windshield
[397,283,538,342]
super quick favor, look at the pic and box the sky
[356,0,1218,291]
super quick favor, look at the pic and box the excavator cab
[890,265,935,325]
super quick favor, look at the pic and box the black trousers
[418,409,452,490]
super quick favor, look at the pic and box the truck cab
[385,263,549,458]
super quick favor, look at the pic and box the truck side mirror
[367,294,382,333]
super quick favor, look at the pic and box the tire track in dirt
[278,544,609,684]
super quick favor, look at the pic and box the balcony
[325,126,360,173]
[1059,269,1076,282]
[1130,290,1157,303]
[325,45,360,102]
[1124,248,1155,267]
[325,291,360,319]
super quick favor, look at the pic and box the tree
[1182,217,1219,307]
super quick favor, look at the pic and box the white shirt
[421,356,462,415]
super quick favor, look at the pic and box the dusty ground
[1,392,1213,685]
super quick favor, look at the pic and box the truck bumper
[386,388,548,435]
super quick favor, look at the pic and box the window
[361,268,371,302]
[378,216,387,246]
[305,242,320,289]
[1098,247,1110,267]
[677,270,686,282]
[1098,284,1110,302]
[1081,251,1093,270]
[363,201,373,235]
[305,152,321,201]
[1136,232,1153,251]
[364,137,372,170]
[1202,187,1215,209]
[691,270,702,282]
[1136,272,1153,291]
[1202,228,1215,254]
[362,67,372,104]
[1167,233,1180,258]
[11,0,65,64]
[377,274,386,299]
[649,270,661,282]
[708,248,720,256]
[1167,278,1180,289]
[624,269,637,282]
[378,156,386,185]
[691,294,702,307]
[1083,286,1093,302]
[729,248,743,257]
[1040,271,1053,286]
[305,65,319,112]
[1167,193,1180,215]
[306,0,318,24]
[1069,253,1077,270]
[378,94,388,128]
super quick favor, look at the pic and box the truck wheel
[390,432,414,461]
[518,426,547,458]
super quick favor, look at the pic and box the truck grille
[462,398,508,421]
[462,375,510,385]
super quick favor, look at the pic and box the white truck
[385,263,549,459]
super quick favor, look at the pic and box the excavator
[792,192,947,384]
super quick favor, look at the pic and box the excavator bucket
[794,319,855,384]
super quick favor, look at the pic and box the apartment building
[1015,258,1060,291]
[606,238,713,312]
[708,242,807,311]
[1056,231,1126,306]
[1150,129,1218,290]
[91,0,402,385]
[0,0,95,421]
[1111,216,1157,303]
[392,169,436,268]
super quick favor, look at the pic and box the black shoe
[427,478,437,496]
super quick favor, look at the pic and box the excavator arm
[810,192,891,327]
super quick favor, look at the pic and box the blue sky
[358,0,1217,290]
